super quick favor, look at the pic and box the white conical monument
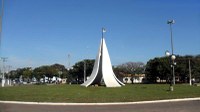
[81,28,125,87]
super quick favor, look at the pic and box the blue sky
[1,0,200,69]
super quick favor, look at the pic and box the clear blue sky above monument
[1,0,200,69]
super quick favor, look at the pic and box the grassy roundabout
[0,84,200,103]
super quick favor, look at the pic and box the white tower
[81,28,125,87]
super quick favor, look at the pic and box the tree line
[145,55,200,83]
[7,64,68,82]
[3,55,200,84]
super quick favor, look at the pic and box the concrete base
[1,79,5,87]
[169,86,173,91]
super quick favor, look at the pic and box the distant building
[61,78,67,84]
[122,74,145,84]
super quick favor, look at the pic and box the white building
[123,74,145,84]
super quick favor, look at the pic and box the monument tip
[102,27,106,39]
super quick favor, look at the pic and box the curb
[0,97,200,106]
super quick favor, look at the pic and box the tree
[114,62,145,84]
[145,55,200,83]
[50,64,68,78]
[116,62,145,74]
[7,70,17,80]
[33,63,68,81]
[145,58,160,83]
[33,66,46,81]
[69,59,95,83]
[22,67,33,82]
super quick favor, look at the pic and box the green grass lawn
[0,84,200,103]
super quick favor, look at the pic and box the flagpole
[101,28,106,57]
[102,28,104,39]
[102,27,106,38]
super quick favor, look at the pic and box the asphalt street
[0,100,200,112]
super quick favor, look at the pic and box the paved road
[0,100,200,112]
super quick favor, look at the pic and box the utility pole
[67,54,71,70]
[189,59,192,86]
[0,0,5,87]
[1,57,7,87]
[7,65,11,86]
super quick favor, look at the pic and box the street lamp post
[167,19,176,85]
[84,60,86,83]
[189,59,192,86]
[165,50,176,91]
